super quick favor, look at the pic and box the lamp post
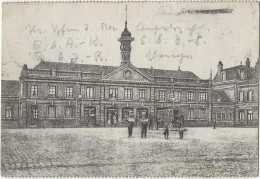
[76,93,82,127]
[171,97,175,122]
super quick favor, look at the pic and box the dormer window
[221,72,226,81]
[241,71,245,79]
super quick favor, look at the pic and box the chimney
[23,64,27,70]
[245,58,250,78]
[218,61,223,72]
[178,66,181,71]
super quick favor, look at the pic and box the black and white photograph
[1,2,259,177]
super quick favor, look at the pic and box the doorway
[83,107,96,127]
[106,108,118,127]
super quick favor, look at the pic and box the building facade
[1,20,259,129]
[1,80,20,128]
[1,19,212,128]
[212,59,259,127]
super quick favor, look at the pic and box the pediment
[102,64,152,82]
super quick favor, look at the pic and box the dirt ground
[1,127,258,177]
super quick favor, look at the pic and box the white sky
[2,2,259,80]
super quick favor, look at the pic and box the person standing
[179,128,186,139]
[213,116,216,129]
[163,123,169,139]
[127,112,135,137]
[140,112,148,138]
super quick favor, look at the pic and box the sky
[2,2,259,80]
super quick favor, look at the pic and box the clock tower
[118,6,134,66]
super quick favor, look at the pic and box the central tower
[118,6,134,66]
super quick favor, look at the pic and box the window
[49,86,57,97]
[217,113,221,121]
[188,92,194,101]
[199,92,207,101]
[32,106,38,119]
[5,106,12,118]
[239,91,243,102]
[198,109,206,119]
[241,71,245,79]
[159,90,166,101]
[248,90,252,101]
[139,89,146,99]
[247,110,253,120]
[86,87,95,98]
[65,107,73,118]
[125,89,133,99]
[221,112,226,120]
[239,111,244,121]
[175,91,181,101]
[31,85,38,96]
[109,88,117,99]
[188,109,194,119]
[221,72,226,81]
[66,87,73,98]
[229,113,233,121]
[48,106,56,118]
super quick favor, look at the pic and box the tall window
[48,106,56,118]
[32,106,38,119]
[109,88,117,99]
[65,107,73,118]
[247,110,253,120]
[221,112,226,120]
[159,90,166,101]
[239,111,244,121]
[221,72,226,81]
[49,86,57,97]
[139,89,146,99]
[248,90,252,101]
[86,87,94,98]
[66,87,73,98]
[188,92,194,101]
[175,91,181,101]
[188,109,194,119]
[198,109,206,119]
[199,92,207,101]
[125,89,133,99]
[239,91,243,102]
[31,85,38,96]
[241,71,245,79]
[5,106,12,118]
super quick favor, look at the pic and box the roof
[33,61,199,79]
[213,64,257,82]
[34,61,118,75]
[1,80,20,97]
[212,90,233,103]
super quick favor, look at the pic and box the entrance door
[83,107,96,127]
[106,108,118,127]
[30,106,38,127]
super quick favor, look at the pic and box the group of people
[127,111,186,139]
[127,111,148,138]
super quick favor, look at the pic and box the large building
[1,19,212,128]
[212,59,259,127]
[1,19,259,129]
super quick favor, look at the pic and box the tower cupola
[118,5,134,66]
